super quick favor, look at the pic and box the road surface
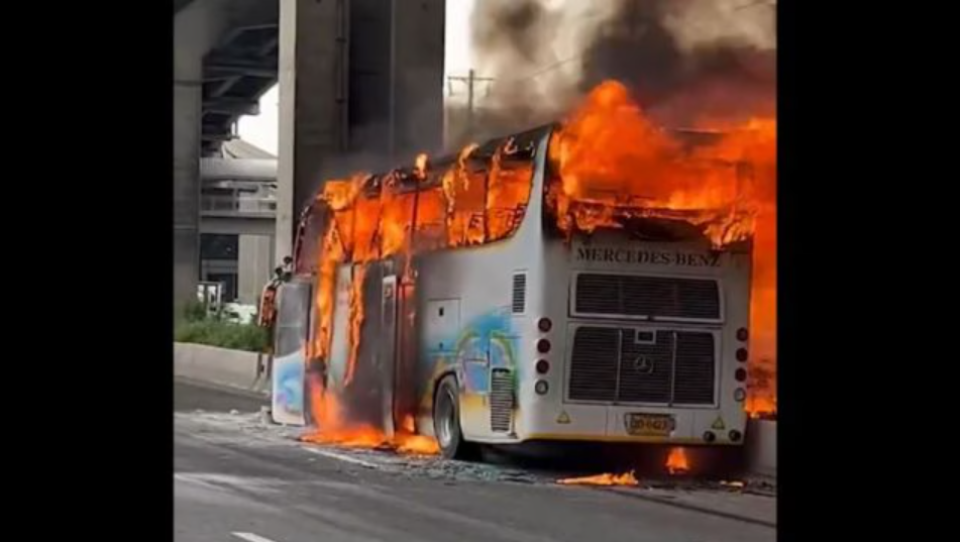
[175,381,775,542]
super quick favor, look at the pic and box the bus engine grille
[574,274,720,320]
[568,327,716,405]
[490,368,514,433]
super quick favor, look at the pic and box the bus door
[379,271,398,437]
[395,272,419,433]
[379,261,420,438]
[271,279,312,426]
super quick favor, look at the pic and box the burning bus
[266,81,767,460]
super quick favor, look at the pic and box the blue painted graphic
[272,352,305,425]
[419,308,522,403]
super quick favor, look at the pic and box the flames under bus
[273,124,754,460]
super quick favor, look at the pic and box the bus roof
[344,123,731,198]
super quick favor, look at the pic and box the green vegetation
[175,301,269,352]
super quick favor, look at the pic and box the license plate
[625,413,675,437]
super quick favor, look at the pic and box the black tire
[433,375,477,460]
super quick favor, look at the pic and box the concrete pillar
[275,0,446,264]
[173,77,202,313]
[275,0,347,264]
[238,234,274,304]
[174,0,231,313]
[391,0,446,158]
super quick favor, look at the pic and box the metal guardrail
[201,195,277,214]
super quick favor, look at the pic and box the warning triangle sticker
[711,416,725,430]
[557,411,571,424]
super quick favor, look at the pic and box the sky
[238,0,475,155]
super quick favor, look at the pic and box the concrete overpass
[200,198,275,237]
[174,0,446,309]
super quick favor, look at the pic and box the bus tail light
[737,327,749,342]
[536,339,551,354]
[703,431,716,443]
[729,430,742,442]
[736,348,748,362]
[537,318,552,333]
[734,388,747,402]
[535,359,550,375]
[735,368,747,382]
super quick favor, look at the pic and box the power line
[447,70,496,137]
[509,54,584,84]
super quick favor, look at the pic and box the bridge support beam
[238,234,275,304]
[173,76,202,315]
[275,0,346,264]
[275,0,446,264]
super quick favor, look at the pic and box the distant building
[199,139,277,305]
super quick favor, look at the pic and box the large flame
[546,80,767,249]
[302,372,439,455]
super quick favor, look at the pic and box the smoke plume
[465,0,776,134]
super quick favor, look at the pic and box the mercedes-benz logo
[633,355,654,374]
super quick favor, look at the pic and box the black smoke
[471,0,560,65]
[467,0,775,131]
[579,0,775,125]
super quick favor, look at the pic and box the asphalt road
[175,381,775,542]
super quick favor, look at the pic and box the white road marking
[231,533,278,542]
[301,446,381,469]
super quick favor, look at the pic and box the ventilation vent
[490,368,514,432]
[511,273,526,313]
[575,274,720,321]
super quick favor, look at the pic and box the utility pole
[447,70,494,139]
[388,0,397,162]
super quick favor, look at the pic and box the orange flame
[395,434,441,455]
[400,414,416,433]
[301,425,386,449]
[414,153,429,181]
[343,264,367,387]
[301,377,439,455]
[442,143,487,246]
[546,80,767,249]
[312,222,343,363]
[666,447,690,475]
[487,141,534,241]
[557,471,639,486]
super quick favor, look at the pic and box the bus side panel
[326,264,353,391]
[415,247,528,442]
[414,136,550,443]
[270,279,313,427]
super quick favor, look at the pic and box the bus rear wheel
[433,376,477,460]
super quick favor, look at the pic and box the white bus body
[320,129,752,454]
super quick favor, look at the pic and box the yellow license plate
[625,413,675,437]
